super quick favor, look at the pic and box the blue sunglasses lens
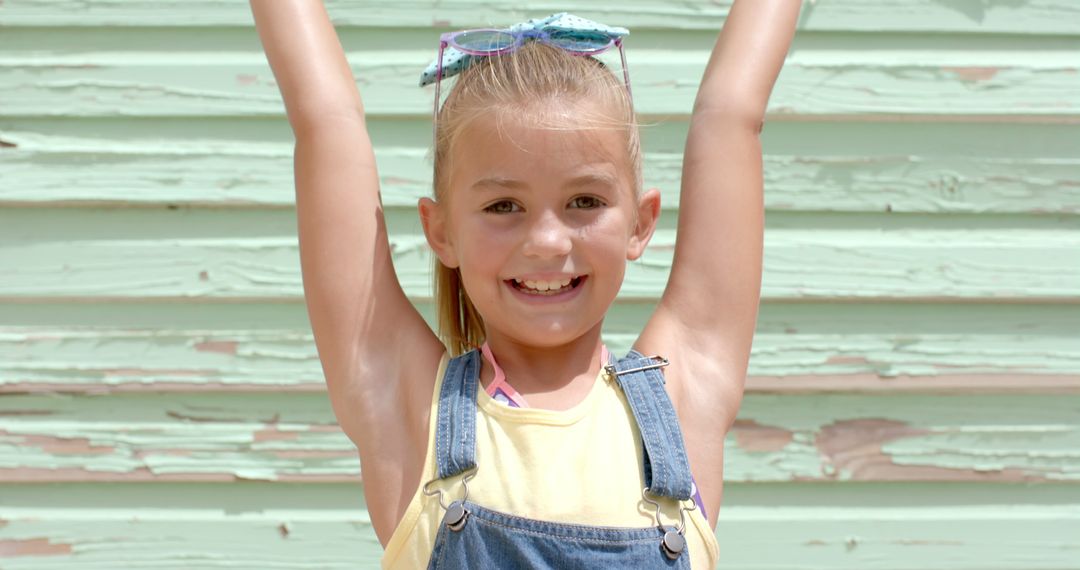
[453,30,517,52]
[546,31,611,53]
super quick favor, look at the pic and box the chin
[503,323,592,347]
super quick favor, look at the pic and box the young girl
[251,2,800,567]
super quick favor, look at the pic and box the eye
[569,195,605,209]
[483,200,520,214]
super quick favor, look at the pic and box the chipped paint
[941,66,1001,82]
[193,340,238,355]
[1,2,1079,567]
[731,419,795,452]
[0,537,73,556]
[0,392,1074,483]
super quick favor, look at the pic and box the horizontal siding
[1,211,1077,301]
[3,126,1080,213]
[3,0,1080,34]
[2,301,1079,391]
[0,483,1076,569]
[3,49,1080,118]
[1,1,1078,569]
[1,391,1078,482]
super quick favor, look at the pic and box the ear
[627,187,661,261]
[418,197,460,268]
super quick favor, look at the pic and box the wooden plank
[3,130,1079,214]
[1,219,1076,301]
[2,50,1079,118]
[3,301,1075,393]
[1,325,1077,393]
[0,482,1077,569]
[2,0,1080,34]
[0,392,1077,483]
[7,116,1077,157]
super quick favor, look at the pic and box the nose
[521,209,573,259]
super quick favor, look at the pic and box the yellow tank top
[381,351,720,569]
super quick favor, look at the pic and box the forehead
[448,104,629,190]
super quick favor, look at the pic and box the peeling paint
[0,7,1078,567]
[0,537,73,557]
[824,355,870,365]
[816,418,932,479]
[194,340,238,355]
[813,418,1061,482]
[890,538,965,545]
[253,426,301,443]
[941,66,1002,83]
[731,419,795,452]
[1,430,114,456]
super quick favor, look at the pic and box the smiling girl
[250,2,800,567]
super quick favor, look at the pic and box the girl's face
[421,104,660,349]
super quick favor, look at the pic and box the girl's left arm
[640,0,801,422]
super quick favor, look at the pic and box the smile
[507,276,587,297]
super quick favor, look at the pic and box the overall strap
[606,349,694,501]
[433,349,481,479]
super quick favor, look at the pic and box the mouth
[505,275,587,296]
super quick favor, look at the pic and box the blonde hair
[428,41,642,356]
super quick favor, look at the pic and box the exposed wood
[3,0,1080,34]
[2,326,1077,392]
[1,482,1078,568]
[0,225,1077,301]
[3,50,1080,118]
[2,133,1078,214]
[0,392,1077,483]
[1,2,1078,567]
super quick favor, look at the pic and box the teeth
[514,277,575,293]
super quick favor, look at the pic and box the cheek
[579,211,634,249]
[457,229,507,278]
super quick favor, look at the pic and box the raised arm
[638,0,800,419]
[249,1,444,541]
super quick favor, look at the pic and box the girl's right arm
[249,0,446,543]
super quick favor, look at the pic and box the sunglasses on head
[431,27,633,161]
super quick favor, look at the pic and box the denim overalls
[420,347,700,568]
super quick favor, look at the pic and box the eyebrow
[566,173,619,189]
[470,176,528,191]
[470,173,618,191]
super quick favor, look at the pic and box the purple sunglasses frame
[431,27,633,161]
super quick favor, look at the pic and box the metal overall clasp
[422,466,479,532]
[641,486,697,560]
[603,354,669,379]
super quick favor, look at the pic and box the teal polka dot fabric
[419,12,629,87]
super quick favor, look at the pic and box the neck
[481,323,607,396]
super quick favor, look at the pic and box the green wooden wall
[2,1,1079,568]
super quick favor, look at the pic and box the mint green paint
[2,326,1079,389]
[0,483,1077,569]
[3,0,1080,34]
[3,302,1078,388]
[0,211,1077,300]
[0,392,1078,482]
[1,2,1079,569]
[3,129,1080,213]
[3,50,1080,117]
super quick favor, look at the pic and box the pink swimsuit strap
[479,342,610,409]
